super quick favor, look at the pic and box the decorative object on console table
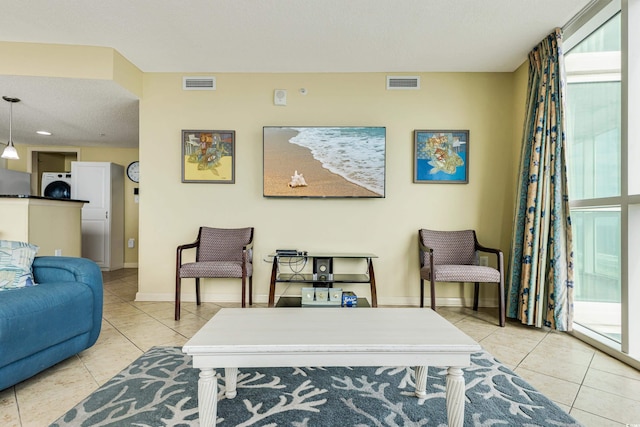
[342,291,358,307]
[181,130,235,183]
[414,130,469,184]
[313,257,333,282]
[301,287,343,306]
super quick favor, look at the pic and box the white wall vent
[386,76,420,90]
[183,76,216,91]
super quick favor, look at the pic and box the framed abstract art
[413,130,469,184]
[181,130,235,183]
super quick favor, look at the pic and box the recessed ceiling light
[36,130,52,136]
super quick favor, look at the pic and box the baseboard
[135,292,174,302]
[124,262,139,268]
[135,292,500,308]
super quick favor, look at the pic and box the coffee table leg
[198,368,218,427]
[225,367,238,398]
[446,367,465,427]
[414,366,428,397]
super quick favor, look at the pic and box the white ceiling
[0,0,591,149]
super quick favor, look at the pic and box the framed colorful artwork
[181,130,235,183]
[413,130,469,184]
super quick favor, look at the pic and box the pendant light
[2,96,20,160]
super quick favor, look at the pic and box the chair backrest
[196,227,253,262]
[419,229,476,265]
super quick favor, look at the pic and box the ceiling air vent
[386,76,420,90]
[183,76,216,91]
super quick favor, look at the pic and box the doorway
[27,148,80,196]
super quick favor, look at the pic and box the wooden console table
[267,252,378,307]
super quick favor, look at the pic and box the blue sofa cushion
[0,281,94,368]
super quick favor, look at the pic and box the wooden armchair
[175,227,254,320]
[418,229,505,326]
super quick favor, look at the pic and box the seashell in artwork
[288,170,308,188]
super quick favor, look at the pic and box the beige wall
[2,40,529,306]
[0,41,142,96]
[138,71,523,306]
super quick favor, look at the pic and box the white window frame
[564,0,640,366]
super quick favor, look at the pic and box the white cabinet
[71,162,124,271]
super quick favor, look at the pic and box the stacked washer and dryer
[41,172,72,199]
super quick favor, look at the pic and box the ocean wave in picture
[289,127,385,195]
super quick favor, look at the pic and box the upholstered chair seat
[179,261,253,279]
[421,264,501,284]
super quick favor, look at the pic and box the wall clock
[126,161,140,183]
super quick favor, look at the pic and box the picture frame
[181,130,235,183]
[413,130,469,184]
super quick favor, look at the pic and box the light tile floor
[1,269,640,426]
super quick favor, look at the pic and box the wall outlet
[128,238,135,248]
[54,249,62,256]
[480,256,489,267]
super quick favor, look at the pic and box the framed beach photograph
[413,130,469,184]
[181,130,235,183]
[263,126,386,198]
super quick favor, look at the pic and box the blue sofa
[0,256,103,390]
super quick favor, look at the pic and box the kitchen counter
[0,194,89,203]
[0,196,86,256]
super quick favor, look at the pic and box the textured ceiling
[0,0,591,149]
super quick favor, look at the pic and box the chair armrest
[475,243,501,255]
[177,240,199,266]
[475,243,504,272]
[32,256,103,344]
[418,239,433,268]
[177,240,199,252]
[243,229,254,263]
[32,256,102,289]
[243,239,254,263]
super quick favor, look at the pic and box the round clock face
[127,161,140,183]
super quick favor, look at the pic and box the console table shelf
[275,296,371,308]
[267,253,378,307]
[275,273,371,283]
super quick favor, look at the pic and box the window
[565,0,640,360]
[566,13,622,343]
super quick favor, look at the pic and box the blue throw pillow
[0,240,39,291]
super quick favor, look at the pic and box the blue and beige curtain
[507,29,574,331]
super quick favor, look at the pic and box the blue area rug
[51,346,583,426]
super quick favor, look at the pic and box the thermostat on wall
[274,89,287,106]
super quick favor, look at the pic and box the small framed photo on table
[413,130,469,184]
[181,130,235,183]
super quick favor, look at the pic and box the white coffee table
[182,308,480,427]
